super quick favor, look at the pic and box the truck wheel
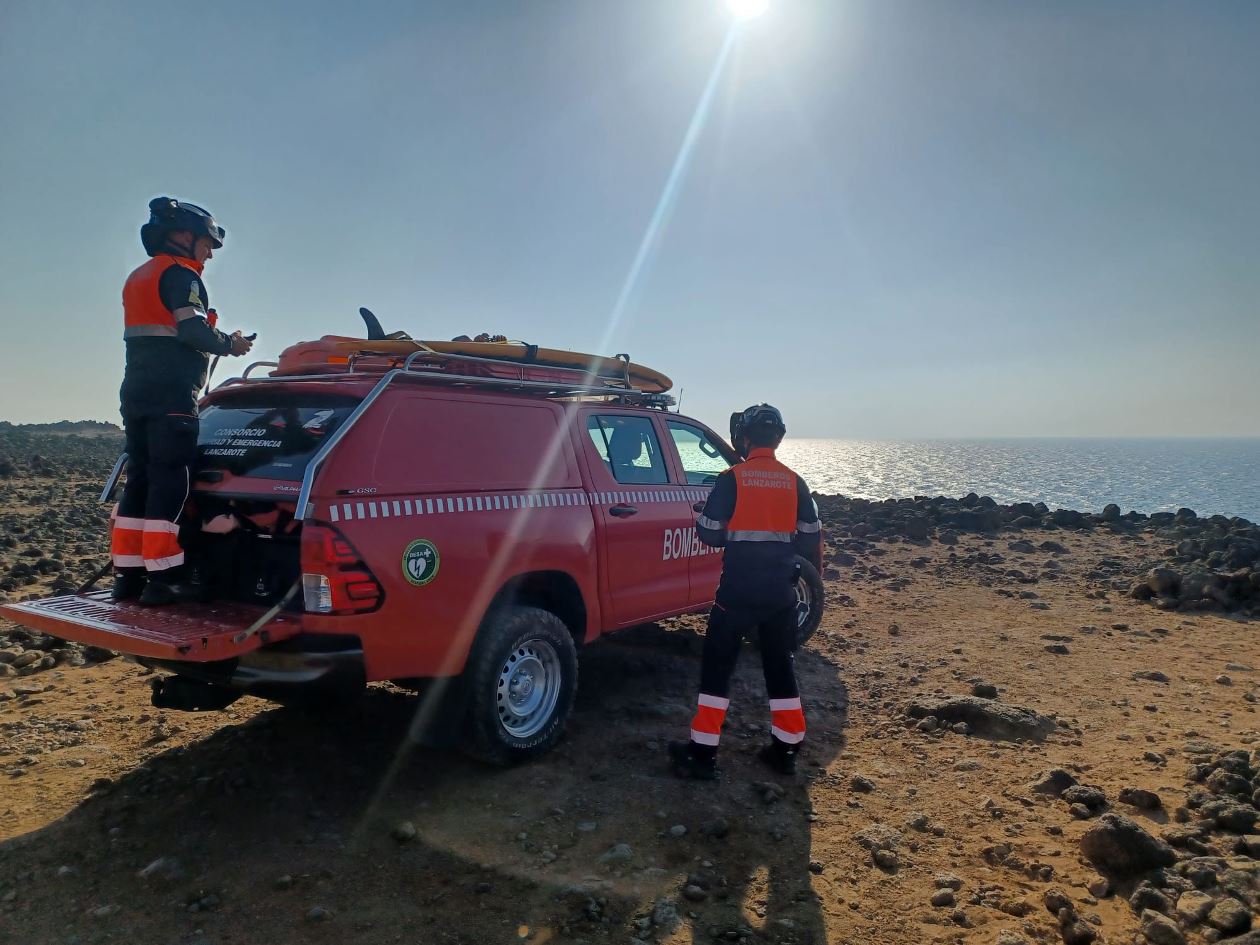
[793,556,825,648]
[463,605,578,765]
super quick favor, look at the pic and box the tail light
[300,524,384,614]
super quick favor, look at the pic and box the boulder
[1079,813,1176,876]
[1140,909,1185,945]
[1052,509,1086,528]
[1147,568,1181,595]
[1118,787,1162,810]
[1207,899,1252,935]
[1030,769,1078,797]
[1062,785,1107,810]
[902,516,930,540]
[904,696,1056,742]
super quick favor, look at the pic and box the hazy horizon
[2,1,1257,437]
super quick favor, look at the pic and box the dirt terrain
[1,432,1257,945]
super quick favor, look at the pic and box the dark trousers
[688,602,805,758]
[112,412,199,576]
[699,602,800,699]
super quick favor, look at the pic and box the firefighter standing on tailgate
[110,197,253,606]
[670,404,823,779]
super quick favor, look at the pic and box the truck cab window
[587,416,669,485]
[666,420,733,486]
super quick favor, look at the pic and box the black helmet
[140,196,225,257]
[730,403,786,456]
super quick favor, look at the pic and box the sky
[0,0,1257,437]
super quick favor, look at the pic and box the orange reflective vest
[122,255,204,340]
[725,448,800,542]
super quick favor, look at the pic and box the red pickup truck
[0,340,823,763]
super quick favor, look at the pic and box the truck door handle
[609,504,638,518]
[692,502,705,513]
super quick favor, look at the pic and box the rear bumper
[142,634,366,698]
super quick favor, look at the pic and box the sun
[725,0,770,20]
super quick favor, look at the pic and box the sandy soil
[3,497,1258,945]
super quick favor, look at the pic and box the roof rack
[217,348,675,407]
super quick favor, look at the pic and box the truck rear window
[197,397,356,481]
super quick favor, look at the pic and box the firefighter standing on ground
[110,197,253,605]
[670,404,823,779]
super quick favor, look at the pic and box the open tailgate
[0,592,301,661]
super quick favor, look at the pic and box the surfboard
[275,336,673,393]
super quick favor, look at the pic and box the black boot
[138,574,206,607]
[668,741,718,781]
[757,740,798,777]
[111,571,147,602]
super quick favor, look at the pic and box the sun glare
[726,0,769,20]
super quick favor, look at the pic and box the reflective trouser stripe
[142,520,183,572]
[111,517,144,568]
[796,520,821,533]
[145,552,185,572]
[770,697,806,745]
[690,693,729,747]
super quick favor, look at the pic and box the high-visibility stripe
[691,691,728,748]
[123,324,178,339]
[770,698,806,746]
[111,524,143,558]
[771,725,805,745]
[796,520,821,533]
[114,516,146,532]
[112,554,144,568]
[697,515,726,531]
[697,693,730,710]
[145,552,185,572]
[727,529,794,542]
[142,520,180,536]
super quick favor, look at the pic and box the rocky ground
[1,430,1258,945]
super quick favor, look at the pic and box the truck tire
[793,555,825,648]
[463,605,578,765]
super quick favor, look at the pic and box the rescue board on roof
[274,336,672,393]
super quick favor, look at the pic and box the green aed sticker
[402,539,440,587]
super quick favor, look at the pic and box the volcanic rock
[904,696,1056,742]
[1079,813,1176,876]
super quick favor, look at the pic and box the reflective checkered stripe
[325,487,712,523]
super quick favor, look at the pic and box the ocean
[776,438,1260,522]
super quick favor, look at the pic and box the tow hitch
[150,675,243,712]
